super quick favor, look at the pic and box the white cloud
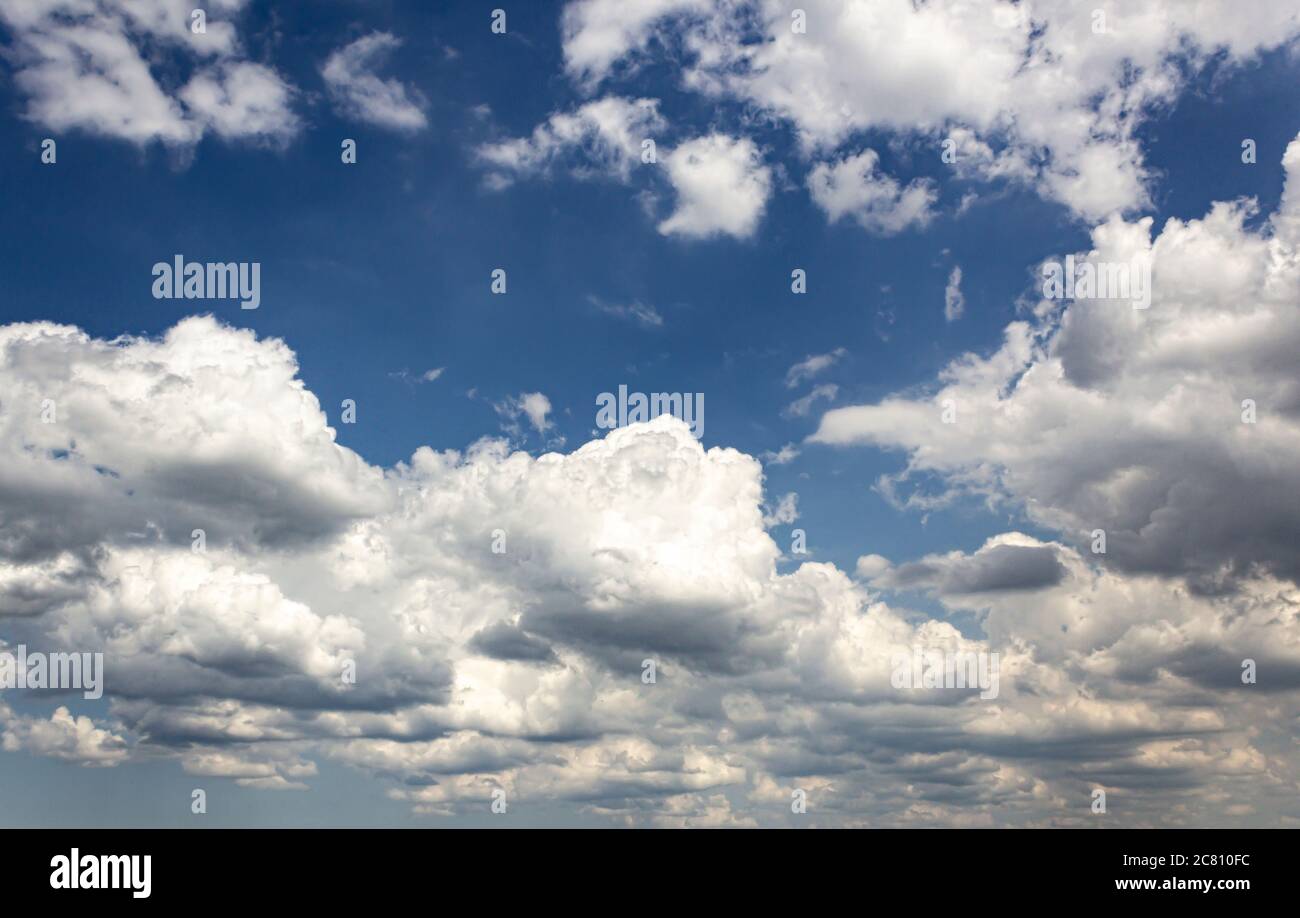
[658,134,771,239]
[762,491,799,527]
[0,0,299,147]
[786,348,846,388]
[476,110,770,241]
[812,132,1300,590]
[477,96,664,187]
[561,0,710,86]
[589,295,664,328]
[1,703,128,766]
[0,316,392,561]
[180,61,300,146]
[854,554,891,579]
[782,383,838,419]
[496,392,553,434]
[0,0,1295,823]
[2,286,1298,821]
[808,149,938,235]
[944,265,965,322]
[182,748,315,790]
[390,367,446,384]
[563,0,1300,221]
[761,443,800,465]
[321,32,428,132]
[518,393,553,433]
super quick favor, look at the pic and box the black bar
[4,828,1284,903]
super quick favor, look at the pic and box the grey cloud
[469,622,560,665]
[879,544,1067,595]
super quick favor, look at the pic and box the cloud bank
[6,128,1300,825]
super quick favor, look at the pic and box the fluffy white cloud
[477,96,664,187]
[0,317,391,563]
[321,32,428,132]
[0,0,299,146]
[516,393,552,433]
[863,533,1300,687]
[2,286,1298,823]
[562,0,1300,221]
[180,61,300,145]
[813,133,1300,590]
[476,106,769,240]
[808,149,938,235]
[492,392,555,438]
[6,0,1295,826]
[561,0,710,86]
[657,134,771,239]
[1,703,128,766]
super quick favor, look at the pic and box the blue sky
[3,1,1300,827]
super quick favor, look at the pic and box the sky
[1,0,1300,827]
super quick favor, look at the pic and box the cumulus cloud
[855,554,891,579]
[658,134,771,239]
[496,392,553,434]
[518,393,553,433]
[561,0,710,86]
[0,0,299,147]
[476,106,768,240]
[5,0,1295,829]
[0,316,391,562]
[321,32,428,132]
[2,302,1298,824]
[0,6,1296,826]
[561,0,1300,221]
[813,133,1300,591]
[808,150,938,235]
[179,61,301,145]
[1,703,128,766]
[869,533,1300,694]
